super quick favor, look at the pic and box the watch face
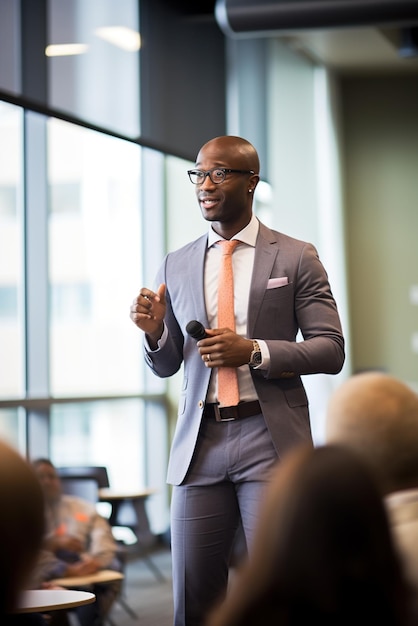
[251,351,261,366]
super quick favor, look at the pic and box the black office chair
[57,466,110,488]
[59,476,99,504]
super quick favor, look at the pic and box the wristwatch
[249,340,262,368]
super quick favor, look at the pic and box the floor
[108,545,174,626]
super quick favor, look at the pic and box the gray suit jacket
[144,222,345,485]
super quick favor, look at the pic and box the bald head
[326,372,418,494]
[196,136,260,175]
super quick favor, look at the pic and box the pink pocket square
[267,277,289,289]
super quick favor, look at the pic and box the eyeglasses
[187,167,255,185]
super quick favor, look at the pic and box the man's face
[193,139,253,227]
[34,462,62,503]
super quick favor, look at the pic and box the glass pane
[47,0,140,137]
[166,154,200,252]
[48,118,143,396]
[0,102,24,398]
[50,399,146,490]
[51,400,146,491]
[50,398,170,534]
[0,408,25,451]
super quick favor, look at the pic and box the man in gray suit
[130,135,345,625]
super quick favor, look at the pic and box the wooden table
[50,568,127,621]
[17,589,95,613]
[98,488,157,544]
[98,488,165,581]
[50,568,124,588]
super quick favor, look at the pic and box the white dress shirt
[204,215,269,404]
[148,214,270,405]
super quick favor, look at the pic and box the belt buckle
[214,404,238,422]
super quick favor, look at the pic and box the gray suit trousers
[170,412,278,626]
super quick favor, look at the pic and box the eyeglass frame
[187,167,255,185]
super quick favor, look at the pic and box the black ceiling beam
[215,0,418,37]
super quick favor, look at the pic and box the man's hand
[45,535,84,555]
[65,556,101,577]
[197,328,253,368]
[130,283,166,346]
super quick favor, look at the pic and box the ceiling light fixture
[45,43,89,57]
[95,26,141,51]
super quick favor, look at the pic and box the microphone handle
[186,320,208,341]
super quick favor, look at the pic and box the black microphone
[186,320,208,341]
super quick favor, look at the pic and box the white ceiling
[278,26,418,75]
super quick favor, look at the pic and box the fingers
[201,351,219,368]
[130,289,160,319]
[156,283,166,303]
[130,286,167,339]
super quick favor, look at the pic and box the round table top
[50,568,124,587]
[17,589,95,613]
[99,487,156,501]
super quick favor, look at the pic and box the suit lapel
[247,224,279,337]
[187,235,210,327]
[186,226,279,336]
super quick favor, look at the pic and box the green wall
[342,75,418,389]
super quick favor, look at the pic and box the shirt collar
[207,214,259,248]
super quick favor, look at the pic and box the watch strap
[249,340,262,367]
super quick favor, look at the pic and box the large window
[48,397,169,533]
[48,119,143,396]
[0,0,215,538]
[0,101,170,534]
[50,400,145,488]
[0,102,24,404]
[0,103,25,450]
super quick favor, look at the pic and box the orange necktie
[217,240,240,407]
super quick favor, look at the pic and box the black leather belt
[203,400,262,422]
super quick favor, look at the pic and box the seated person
[325,371,418,620]
[0,439,46,625]
[32,458,121,626]
[206,444,413,626]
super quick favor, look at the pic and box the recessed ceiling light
[45,43,89,57]
[95,26,141,51]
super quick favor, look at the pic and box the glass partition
[0,102,24,400]
[50,399,146,490]
[47,118,143,396]
[49,398,170,533]
[0,408,25,450]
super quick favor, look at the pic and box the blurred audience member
[0,439,46,625]
[206,444,412,626]
[326,371,418,616]
[32,459,121,626]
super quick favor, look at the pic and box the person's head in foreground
[325,371,418,495]
[207,444,412,626]
[0,440,44,614]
